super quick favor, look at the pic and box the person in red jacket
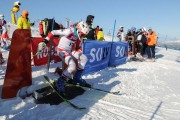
[146,28,157,60]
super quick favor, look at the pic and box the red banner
[31,37,61,66]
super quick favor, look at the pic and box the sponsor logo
[115,46,125,58]
[89,47,111,63]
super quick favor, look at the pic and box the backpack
[39,18,60,37]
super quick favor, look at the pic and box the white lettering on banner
[37,46,58,59]
[115,46,125,58]
[90,48,96,62]
[96,47,103,61]
[89,47,111,63]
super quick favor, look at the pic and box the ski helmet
[119,26,123,29]
[148,27,152,33]
[131,27,136,32]
[0,14,4,20]
[77,21,89,35]
[142,27,146,31]
[14,1,21,7]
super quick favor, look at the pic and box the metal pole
[112,19,116,42]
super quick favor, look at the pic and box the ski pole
[47,17,55,72]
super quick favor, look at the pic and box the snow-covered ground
[158,40,180,51]
[0,47,180,120]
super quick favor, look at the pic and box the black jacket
[86,15,95,40]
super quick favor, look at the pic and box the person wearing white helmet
[0,15,10,50]
[0,14,7,65]
[38,21,90,94]
[141,27,148,35]
[117,26,124,41]
[0,14,4,20]
[0,14,5,27]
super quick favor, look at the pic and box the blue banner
[108,42,128,66]
[83,40,111,75]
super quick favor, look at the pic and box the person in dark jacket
[86,15,96,40]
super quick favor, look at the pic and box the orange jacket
[147,31,157,46]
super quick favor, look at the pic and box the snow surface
[0,47,180,120]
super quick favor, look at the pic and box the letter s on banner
[115,46,125,58]
[120,46,125,57]
[109,42,128,66]
[115,46,120,57]
[90,48,96,63]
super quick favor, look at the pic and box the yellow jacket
[97,31,105,41]
[17,16,31,29]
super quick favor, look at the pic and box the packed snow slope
[0,47,180,120]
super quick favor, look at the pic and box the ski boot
[72,70,91,88]
[55,76,65,96]
[54,67,63,76]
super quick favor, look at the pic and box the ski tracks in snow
[83,94,180,120]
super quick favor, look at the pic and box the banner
[31,37,61,66]
[108,42,128,66]
[83,40,111,75]
[31,38,128,74]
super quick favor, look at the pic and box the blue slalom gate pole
[109,19,116,66]
[112,19,116,42]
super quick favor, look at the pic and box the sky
[0,0,180,40]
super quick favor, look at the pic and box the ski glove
[37,39,49,52]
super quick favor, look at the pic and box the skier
[117,26,124,41]
[38,21,91,94]
[0,14,10,50]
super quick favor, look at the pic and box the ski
[65,82,121,95]
[43,75,86,110]
[52,78,121,95]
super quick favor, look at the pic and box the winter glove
[37,39,49,52]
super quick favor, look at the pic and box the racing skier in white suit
[38,21,90,94]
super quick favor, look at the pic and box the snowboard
[1,29,32,99]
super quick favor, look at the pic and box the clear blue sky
[1,0,180,40]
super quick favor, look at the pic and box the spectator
[141,27,148,56]
[86,15,96,40]
[17,10,34,29]
[97,28,105,41]
[117,26,124,41]
[146,28,157,60]
[0,14,5,64]
[0,49,4,66]
[0,15,10,50]
[95,25,99,38]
